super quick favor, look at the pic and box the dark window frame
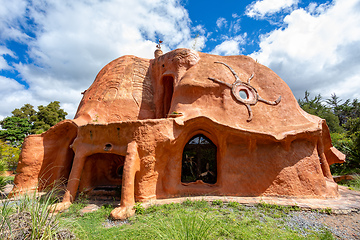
[181,134,217,184]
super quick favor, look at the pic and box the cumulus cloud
[246,0,299,19]
[251,0,360,100]
[210,35,246,56]
[0,47,14,70]
[0,0,204,119]
[0,0,29,42]
[0,76,36,120]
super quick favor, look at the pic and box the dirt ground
[319,211,360,239]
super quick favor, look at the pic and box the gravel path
[286,211,360,239]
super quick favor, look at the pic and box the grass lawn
[9,177,360,239]
[59,199,333,240]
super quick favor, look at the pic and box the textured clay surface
[11,48,345,219]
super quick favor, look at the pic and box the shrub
[0,140,21,171]
[0,159,7,192]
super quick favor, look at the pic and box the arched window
[181,134,217,184]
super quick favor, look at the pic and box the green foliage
[133,202,145,214]
[298,91,342,133]
[0,101,67,146]
[299,91,360,174]
[0,140,21,171]
[32,101,67,134]
[0,187,75,239]
[192,200,209,209]
[0,159,7,191]
[323,208,332,215]
[59,200,334,239]
[11,103,36,121]
[227,201,241,209]
[150,212,218,240]
[0,117,32,145]
[182,198,194,207]
[338,174,360,191]
[211,199,223,207]
[256,202,301,214]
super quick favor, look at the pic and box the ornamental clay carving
[209,62,281,121]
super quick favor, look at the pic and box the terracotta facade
[11,48,345,219]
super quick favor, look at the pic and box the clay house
[11,47,345,219]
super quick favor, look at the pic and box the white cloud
[0,46,15,70]
[210,35,246,56]
[251,0,360,101]
[215,15,241,34]
[0,76,37,120]
[216,17,227,29]
[0,0,204,119]
[246,0,299,18]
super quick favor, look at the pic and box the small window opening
[239,90,248,100]
[104,143,112,151]
[181,134,217,184]
[162,76,174,118]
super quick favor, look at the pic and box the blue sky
[1,0,360,119]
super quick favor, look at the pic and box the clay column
[317,137,333,180]
[110,140,140,219]
[62,154,87,203]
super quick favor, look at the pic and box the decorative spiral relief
[208,62,281,122]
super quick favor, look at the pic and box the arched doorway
[79,153,124,197]
[181,134,217,184]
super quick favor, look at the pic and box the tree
[0,140,21,171]
[298,91,343,133]
[343,117,360,169]
[32,101,67,134]
[11,104,36,121]
[0,116,32,146]
[0,101,67,145]
[299,91,360,174]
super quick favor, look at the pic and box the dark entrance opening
[181,134,217,184]
[162,76,174,118]
[80,153,124,198]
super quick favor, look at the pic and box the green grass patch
[0,188,333,240]
[337,174,360,191]
[58,200,333,240]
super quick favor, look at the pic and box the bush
[0,159,7,192]
[0,140,21,171]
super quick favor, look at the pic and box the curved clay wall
[11,48,345,220]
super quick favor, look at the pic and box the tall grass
[0,185,75,239]
[150,212,218,240]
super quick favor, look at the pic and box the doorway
[80,153,125,198]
